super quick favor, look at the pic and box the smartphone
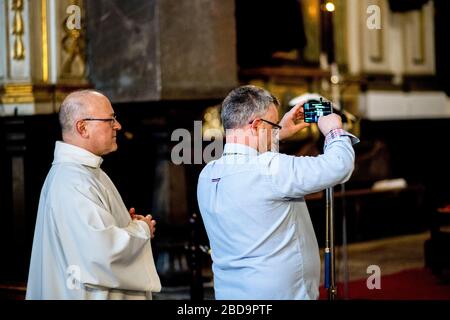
[303,100,333,123]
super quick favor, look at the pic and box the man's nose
[113,119,122,130]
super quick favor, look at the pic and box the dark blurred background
[0,0,449,297]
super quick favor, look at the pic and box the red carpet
[319,268,450,300]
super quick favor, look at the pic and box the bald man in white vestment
[26,90,161,300]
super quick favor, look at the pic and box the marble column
[85,0,238,102]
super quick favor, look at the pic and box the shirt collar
[53,141,103,168]
[223,143,259,156]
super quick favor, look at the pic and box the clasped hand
[129,207,156,239]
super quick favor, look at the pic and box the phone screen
[303,101,333,123]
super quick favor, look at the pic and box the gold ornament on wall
[61,0,86,78]
[12,0,25,60]
[202,105,224,140]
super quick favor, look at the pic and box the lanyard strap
[222,152,248,156]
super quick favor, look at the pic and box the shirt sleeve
[267,130,359,198]
[324,128,360,150]
[52,183,161,293]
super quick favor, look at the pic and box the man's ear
[75,120,89,138]
[249,118,261,136]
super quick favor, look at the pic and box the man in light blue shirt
[197,85,359,299]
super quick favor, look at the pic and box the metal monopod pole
[324,187,336,300]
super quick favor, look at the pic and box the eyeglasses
[82,114,117,127]
[249,118,282,130]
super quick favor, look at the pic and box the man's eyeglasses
[82,114,117,126]
[249,118,282,130]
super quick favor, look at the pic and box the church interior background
[0,0,449,300]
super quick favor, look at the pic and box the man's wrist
[324,127,342,137]
[136,219,152,238]
[325,128,360,146]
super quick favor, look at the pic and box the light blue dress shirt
[197,133,357,300]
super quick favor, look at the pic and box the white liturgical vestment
[26,142,161,300]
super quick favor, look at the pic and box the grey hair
[59,89,103,133]
[221,85,279,129]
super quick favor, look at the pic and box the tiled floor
[331,231,428,282]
